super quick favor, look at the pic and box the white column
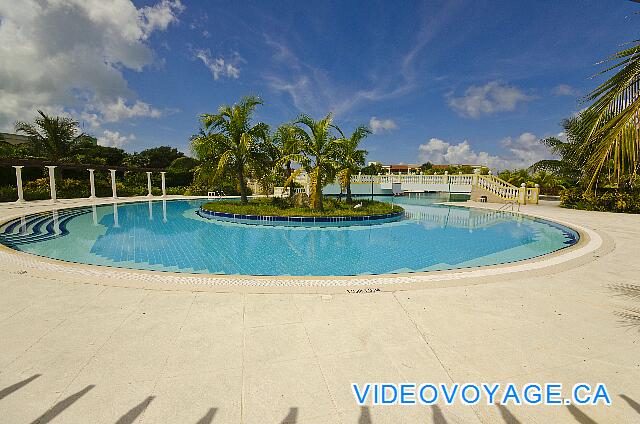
[46,166,57,203]
[160,172,166,197]
[88,169,96,199]
[146,172,153,197]
[13,166,25,203]
[533,183,540,204]
[109,169,117,199]
[443,170,449,184]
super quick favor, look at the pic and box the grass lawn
[201,197,403,217]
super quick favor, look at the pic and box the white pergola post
[160,172,166,197]
[88,169,96,199]
[109,169,117,199]
[146,172,153,197]
[45,166,57,203]
[13,166,25,203]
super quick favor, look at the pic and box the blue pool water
[0,196,578,276]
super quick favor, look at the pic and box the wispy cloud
[446,81,533,118]
[97,130,136,148]
[552,84,580,97]
[194,48,243,80]
[262,4,462,118]
[369,117,397,134]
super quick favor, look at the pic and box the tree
[14,110,84,163]
[273,124,303,196]
[336,125,370,203]
[125,146,185,169]
[280,113,342,210]
[531,114,588,183]
[577,40,640,189]
[191,96,268,203]
[361,162,384,175]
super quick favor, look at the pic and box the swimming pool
[0,197,579,276]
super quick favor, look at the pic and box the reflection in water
[162,199,167,223]
[52,210,60,235]
[113,202,119,228]
[148,200,153,221]
[92,204,98,226]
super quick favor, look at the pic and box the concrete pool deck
[0,197,638,423]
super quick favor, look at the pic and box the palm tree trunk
[237,166,248,204]
[310,169,323,210]
[285,161,293,197]
[346,170,353,203]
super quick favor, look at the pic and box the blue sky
[0,0,638,168]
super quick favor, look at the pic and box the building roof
[0,132,30,145]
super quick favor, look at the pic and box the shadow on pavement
[115,396,155,424]
[497,404,521,424]
[195,407,218,424]
[0,374,41,401]
[29,384,95,424]
[566,404,598,424]
[280,407,298,423]
[620,394,640,415]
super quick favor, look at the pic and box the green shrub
[561,188,640,213]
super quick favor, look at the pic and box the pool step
[0,209,90,248]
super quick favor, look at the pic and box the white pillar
[46,166,57,203]
[160,172,166,197]
[109,169,117,199]
[88,169,96,199]
[519,183,527,205]
[13,166,25,203]
[443,170,449,184]
[146,172,153,197]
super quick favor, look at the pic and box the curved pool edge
[0,197,607,294]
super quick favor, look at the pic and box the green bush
[561,188,640,213]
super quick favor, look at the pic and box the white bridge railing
[348,173,539,204]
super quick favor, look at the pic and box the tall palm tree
[15,110,84,163]
[336,125,370,203]
[273,124,303,196]
[280,114,342,210]
[191,96,268,203]
[578,41,640,189]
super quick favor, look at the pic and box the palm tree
[578,41,640,189]
[280,113,342,210]
[15,110,84,164]
[191,96,268,204]
[273,124,303,196]
[336,125,370,203]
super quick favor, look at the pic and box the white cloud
[97,130,136,148]
[552,84,580,97]
[418,132,553,170]
[263,35,415,116]
[369,117,397,134]
[90,98,163,123]
[194,49,242,80]
[447,81,532,118]
[0,0,183,131]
